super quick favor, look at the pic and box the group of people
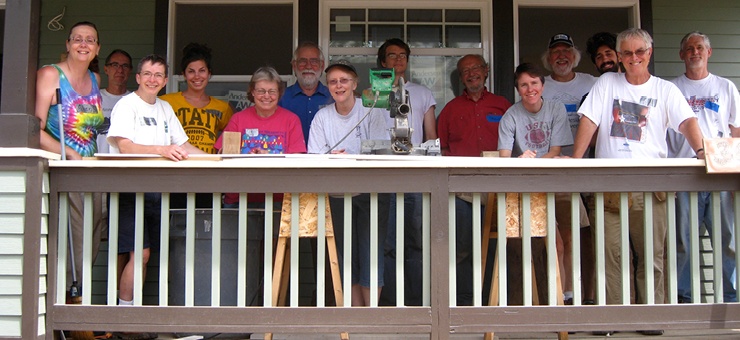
[493,28,737,325]
[35,20,737,336]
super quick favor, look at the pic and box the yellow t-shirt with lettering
[160,92,234,154]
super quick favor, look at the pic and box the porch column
[0,0,41,148]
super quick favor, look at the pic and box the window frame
[319,0,492,89]
[165,0,299,94]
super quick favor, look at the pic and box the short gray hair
[680,31,711,51]
[247,66,284,102]
[616,28,653,53]
[292,41,324,62]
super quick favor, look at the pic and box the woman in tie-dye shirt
[33,21,106,304]
[35,21,103,160]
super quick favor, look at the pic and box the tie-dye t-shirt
[45,64,104,157]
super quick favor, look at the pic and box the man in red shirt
[438,54,512,156]
[437,54,511,305]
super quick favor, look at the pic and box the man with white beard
[541,33,597,152]
[540,33,594,306]
[279,41,333,144]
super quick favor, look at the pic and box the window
[167,0,297,109]
[320,0,491,116]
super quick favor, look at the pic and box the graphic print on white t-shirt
[687,94,720,113]
[609,99,649,144]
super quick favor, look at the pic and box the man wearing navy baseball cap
[540,33,596,308]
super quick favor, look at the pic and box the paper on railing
[704,138,740,173]
[93,153,223,161]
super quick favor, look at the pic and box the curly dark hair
[586,32,617,64]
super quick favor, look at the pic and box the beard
[551,61,573,78]
[465,81,484,94]
[598,61,618,74]
[297,71,320,89]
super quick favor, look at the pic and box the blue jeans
[675,191,737,302]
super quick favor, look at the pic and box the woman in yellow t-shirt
[160,43,233,155]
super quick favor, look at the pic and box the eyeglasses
[327,78,353,86]
[386,53,407,60]
[620,48,649,58]
[254,89,279,97]
[296,58,321,67]
[460,64,485,75]
[139,71,166,80]
[69,36,98,45]
[105,62,132,70]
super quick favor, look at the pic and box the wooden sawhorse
[266,193,348,340]
[482,192,568,340]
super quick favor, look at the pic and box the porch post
[0,0,41,148]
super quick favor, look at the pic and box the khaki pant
[603,193,666,305]
[65,192,106,290]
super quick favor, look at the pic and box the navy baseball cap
[548,33,574,48]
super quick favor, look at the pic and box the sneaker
[592,331,615,336]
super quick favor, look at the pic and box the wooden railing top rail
[45,154,707,169]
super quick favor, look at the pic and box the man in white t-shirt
[108,54,203,312]
[375,38,437,306]
[97,49,132,153]
[541,33,597,155]
[574,29,705,319]
[541,33,595,305]
[667,31,739,303]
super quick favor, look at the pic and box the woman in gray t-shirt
[498,62,573,158]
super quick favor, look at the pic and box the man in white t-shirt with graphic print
[667,31,739,304]
[573,28,705,323]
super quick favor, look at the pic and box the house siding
[652,0,740,86]
[38,0,156,89]
[0,171,27,337]
[0,167,49,338]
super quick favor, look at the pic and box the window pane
[331,24,366,48]
[369,9,404,22]
[408,56,462,116]
[408,25,442,48]
[369,25,403,48]
[408,9,442,22]
[331,9,365,21]
[445,9,480,23]
[175,4,293,75]
[446,25,481,48]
